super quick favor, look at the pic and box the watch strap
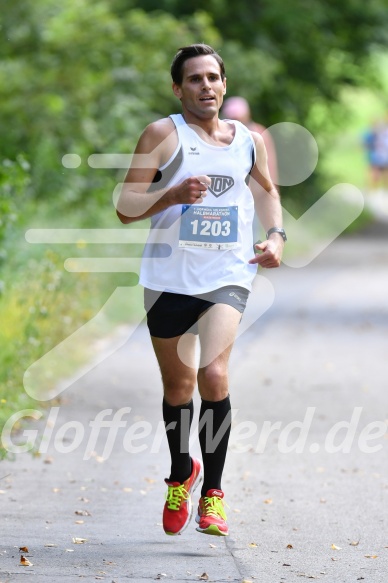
[266,227,287,242]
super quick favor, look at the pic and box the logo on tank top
[188,146,200,155]
[208,175,235,197]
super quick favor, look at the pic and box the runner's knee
[163,377,195,406]
[197,364,228,401]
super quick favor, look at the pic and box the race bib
[179,205,238,250]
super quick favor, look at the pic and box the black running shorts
[144,285,249,338]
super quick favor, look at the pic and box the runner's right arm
[116,119,209,224]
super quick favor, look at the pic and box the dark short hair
[170,44,226,85]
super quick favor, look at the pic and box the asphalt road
[1,218,387,583]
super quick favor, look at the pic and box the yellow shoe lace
[165,484,189,511]
[202,495,227,520]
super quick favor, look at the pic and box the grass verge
[0,199,145,457]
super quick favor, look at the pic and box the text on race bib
[179,205,238,250]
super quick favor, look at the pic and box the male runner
[117,43,286,537]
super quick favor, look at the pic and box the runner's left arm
[248,132,284,268]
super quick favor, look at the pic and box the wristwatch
[266,227,287,242]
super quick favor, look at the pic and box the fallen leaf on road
[263,499,273,504]
[364,554,378,559]
[145,477,156,483]
[19,546,29,553]
[44,544,57,547]
[20,556,33,566]
[65,549,74,552]
[72,537,87,544]
[75,510,91,516]
[209,544,217,548]
[331,544,341,550]
[349,540,360,546]
[52,488,61,493]
[122,488,132,493]
[248,543,258,548]
[75,520,84,524]
[155,575,167,580]
[199,574,209,581]
[283,563,291,567]
[286,544,293,549]
[242,580,253,583]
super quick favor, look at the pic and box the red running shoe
[163,458,202,536]
[195,488,229,536]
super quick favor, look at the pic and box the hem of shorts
[139,280,252,295]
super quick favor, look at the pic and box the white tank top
[139,114,258,294]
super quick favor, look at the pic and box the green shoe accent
[197,524,229,536]
[165,483,189,510]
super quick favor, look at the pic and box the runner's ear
[172,82,182,100]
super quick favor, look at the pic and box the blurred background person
[362,116,388,192]
[221,96,278,186]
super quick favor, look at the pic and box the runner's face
[173,55,226,119]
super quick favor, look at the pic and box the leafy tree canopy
[0,1,219,201]
[121,0,388,125]
[1,0,388,209]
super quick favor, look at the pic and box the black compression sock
[163,398,193,483]
[198,395,231,496]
